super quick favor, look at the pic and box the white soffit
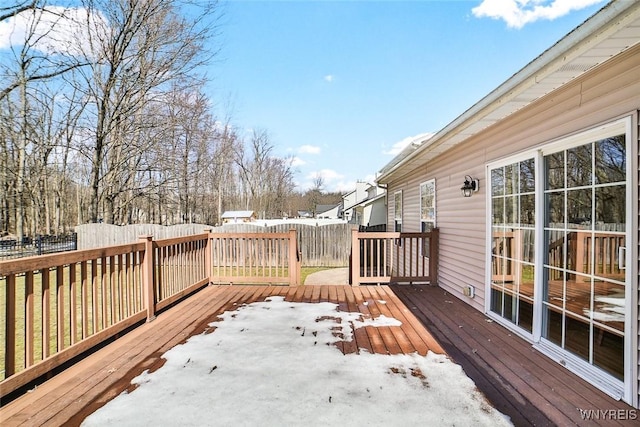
[377,0,640,183]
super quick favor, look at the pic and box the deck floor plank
[355,287,408,355]
[348,287,375,355]
[366,286,432,356]
[365,287,417,355]
[338,287,361,355]
[332,285,350,354]
[319,284,330,302]
[310,284,322,303]
[358,290,402,355]
[391,284,633,427]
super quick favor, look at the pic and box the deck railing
[0,230,300,399]
[350,229,439,286]
[493,229,625,283]
[209,230,301,286]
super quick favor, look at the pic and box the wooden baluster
[5,274,16,376]
[42,268,50,359]
[25,271,34,368]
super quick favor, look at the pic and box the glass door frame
[484,116,636,404]
[485,151,538,342]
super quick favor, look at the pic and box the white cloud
[324,74,334,83]
[363,173,377,184]
[472,0,606,29]
[298,144,321,155]
[291,156,306,167]
[83,297,511,426]
[0,7,109,56]
[308,168,344,183]
[383,132,434,156]
[296,169,350,192]
[331,180,357,193]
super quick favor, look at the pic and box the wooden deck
[391,284,634,427]
[3,282,634,427]
[0,285,443,426]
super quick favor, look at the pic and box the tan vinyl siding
[424,144,488,311]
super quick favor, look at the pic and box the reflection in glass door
[490,158,536,333]
[543,135,626,380]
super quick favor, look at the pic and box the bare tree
[74,0,219,223]
[0,1,38,23]
[306,173,325,214]
[234,130,295,219]
[0,2,92,239]
[0,1,88,102]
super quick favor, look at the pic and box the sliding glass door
[487,119,630,394]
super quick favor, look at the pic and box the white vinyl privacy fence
[75,222,356,267]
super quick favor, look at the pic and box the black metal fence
[358,224,387,232]
[0,233,77,260]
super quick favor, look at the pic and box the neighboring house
[297,210,314,218]
[352,184,387,229]
[376,0,640,408]
[342,182,386,226]
[221,210,256,224]
[315,203,342,219]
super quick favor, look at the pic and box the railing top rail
[153,233,209,248]
[397,231,438,238]
[208,232,293,239]
[353,230,438,238]
[0,242,146,277]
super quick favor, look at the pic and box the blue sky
[208,0,609,192]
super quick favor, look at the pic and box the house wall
[363,197,387,227]
[386,44,640,314]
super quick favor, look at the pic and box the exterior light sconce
[461,175,479,197]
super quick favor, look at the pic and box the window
[420,180,436,232]
[394,191,402,232]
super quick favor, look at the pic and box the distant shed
[221,210,256,224]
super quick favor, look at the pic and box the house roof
[356,192,386,208]
[316,204,340,215]
[377,0,640,183]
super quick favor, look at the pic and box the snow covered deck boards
[0,285,443,426]
[391,284,634,427]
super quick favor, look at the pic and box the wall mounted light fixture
[461,175,479,197]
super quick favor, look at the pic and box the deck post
[288,229,299,286]
[140,235,156,322]
[204,229,213,285]
[429,228,439,286]
[351,228,360,286]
